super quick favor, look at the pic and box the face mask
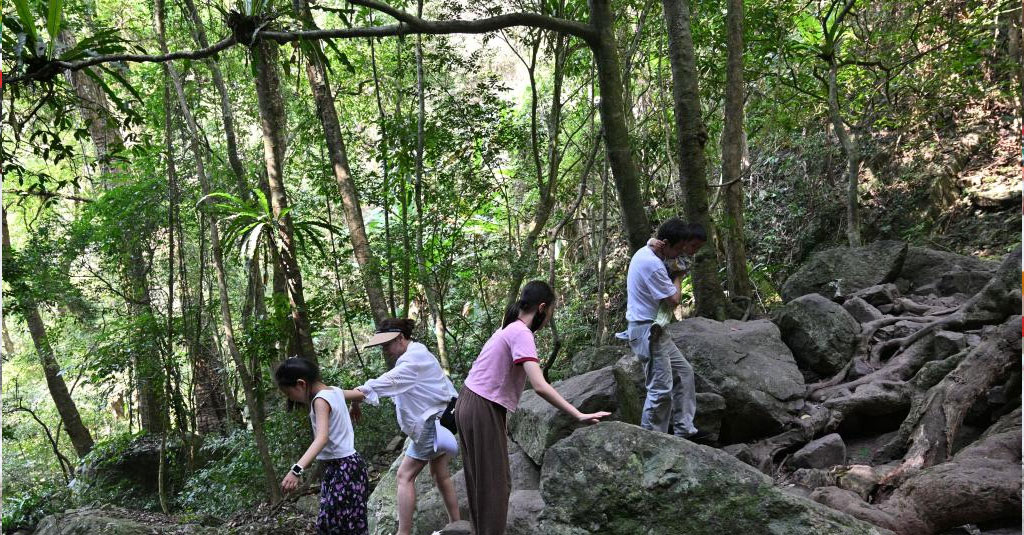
[529,306,548,332]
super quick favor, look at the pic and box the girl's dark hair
[274,357,321,387]
[503,280,556,331]
[377,318,415,339]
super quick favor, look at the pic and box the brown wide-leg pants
[455,386,510,535]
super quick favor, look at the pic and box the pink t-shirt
[464,320,539,412]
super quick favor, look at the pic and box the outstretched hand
[577,411,612,425]
[281,472,300,493]
[647,238,666,253]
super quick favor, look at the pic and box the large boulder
[34,506,216,535]
[664,318,806,443]
[509,365,641,464]
[898,246,998,297]
[782,241,908,302]
[776,294,861,377]
[538,422,892,535]
[567,345,629,376]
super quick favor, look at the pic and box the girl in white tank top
[275,357,369,534]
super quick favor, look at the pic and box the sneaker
[684,430,714,444]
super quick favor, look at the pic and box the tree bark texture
[251,39,317,361]
[662,0,730,320]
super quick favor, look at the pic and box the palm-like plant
[199,189,340,268]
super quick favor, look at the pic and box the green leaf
[99,65,144,106]
[13,0,38,46]
[45,0,63,57]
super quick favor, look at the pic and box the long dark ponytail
[503,280,556,332]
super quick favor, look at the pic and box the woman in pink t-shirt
[455,280,610,535]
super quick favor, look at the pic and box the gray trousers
[638,325,697,435]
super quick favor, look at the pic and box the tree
[249,33,317,362]
[292,0,391,326]
[721,0,754,301]
[154,0,280,501]
[3,208,94,457]
[662,0,731,319]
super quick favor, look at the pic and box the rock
[567,345,629,376]
[506,490,545,535]
[509,365,641,464]
[692,392,726,441]
[539,421,891,534]
[791,433,847,469]
[843,297,884,323]
[825,382,912,436]
[850,284,901,307]
[898,247,998,296]
[791,468,836,489]
[782,241,908,302]
[846,359,877,381]
[836,463,899,500]
[776,294,861,376]
[75,434,203,498]
[34,506,217,535]
[933,331,967,359]
[665,318,806,443]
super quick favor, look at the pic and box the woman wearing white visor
[349,318,460,535]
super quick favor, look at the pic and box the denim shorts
[405,412,444,461]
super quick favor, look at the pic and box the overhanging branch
[7,8,596,85]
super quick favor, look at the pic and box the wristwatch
[290,464,304,477]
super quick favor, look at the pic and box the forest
[1,0,1021,533]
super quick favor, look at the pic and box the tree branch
[9,8,597,85]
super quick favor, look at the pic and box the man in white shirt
[620,219,708,439]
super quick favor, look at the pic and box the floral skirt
[317,453,369,535]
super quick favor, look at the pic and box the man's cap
[363,327,404,348]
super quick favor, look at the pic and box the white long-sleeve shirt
[357,342,456,441]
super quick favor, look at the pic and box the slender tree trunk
[721,0,753,300]
[3,209,94,457]
[292,0,390,325]
[505,34,566,308]
[155,1,280,500]
[589,0,652,252]
[2,315,15,356]
[661,0,730,320]
[180,0,266,328]
[369,33,397,316]
[250,38,317,361]
[827,55,863,247]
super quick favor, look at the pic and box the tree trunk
[721,0,753,301]
[589,0,652,253]
[250,38,317,362]
[3,209,94,457]
[60,29,166,430]
[662,0,730,320]
[505,34,567,309]
[156,1,280,500]
[292,0,390,325]
[180,0,265,329]
[827,56,862,247]
[2,315,15,356]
